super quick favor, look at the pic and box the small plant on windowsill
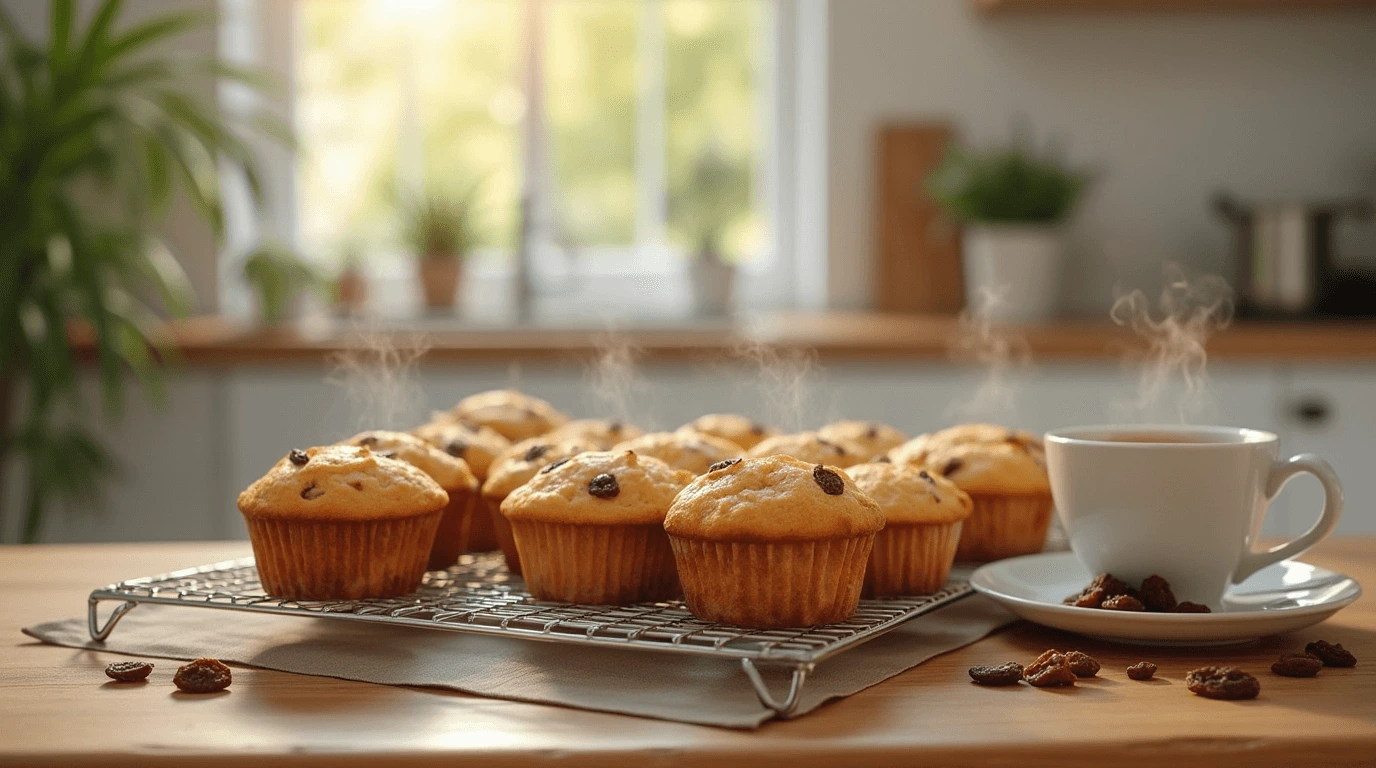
[332,240,368,316]
[242,243,320,327]
[926,122,1091,324]
[402,188,480,313]
[677,146,747,317]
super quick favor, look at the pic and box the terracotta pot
[335,268,368,315]
[419,254,462,309]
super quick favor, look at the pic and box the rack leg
[88,598,137,642]
[740,658,810,717]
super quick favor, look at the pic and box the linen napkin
[24,595,1014,729]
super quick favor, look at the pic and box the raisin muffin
[817,420,908,461]
[237,445,448,599]
[450,389,567,442]
[846,463,972,595]
[502,450,695,604]
[342,431,480,570]
[611,431,743,475]
[746,431,866,468]
[664,456,885,627]
[888,423,1042,466]
[480,437,597,574]
[678,413,776,452]
[546,418,643,450]
[410,419,511,552]
[922,440,1051,561]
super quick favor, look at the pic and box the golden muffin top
[501,450,695,527]
[546,418,644,450]
[844,462,972,525]
[481,437,598,500]
[677,413,776,451]
[889,423,1043,466]
[341,430,477,492]
[664,456,885,542]
[746,431,867,468]
[410,419,511,480]
[611,431,744,475]
[920,440,1050,495]
[237,445,448,520]
[816,420,908,460]
[450,389,567,442]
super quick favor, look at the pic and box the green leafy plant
[927,127,1090,225]
[401,188,480,260]
[0,0,281,542]
[672,145,749,260]
[242,243,319,326]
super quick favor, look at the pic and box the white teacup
[1044,425,1342,608]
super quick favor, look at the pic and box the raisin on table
[104,661,153,682]
[1185,666,1260,700]
[1065,651,1101,678]
[173,658,232,694]
[1271,654,1323,678]
[1126,661,1157,681]
[968,662,1024,686]
[1305,640,1357,668]
[1024,650,1077,688]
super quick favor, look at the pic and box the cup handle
[1232,454,1343,584]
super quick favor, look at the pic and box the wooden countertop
[3,540,1373,767]
[69,313,1376,366]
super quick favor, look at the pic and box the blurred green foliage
[927,124,1090,225]
[242,243,319,325]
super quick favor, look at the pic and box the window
[222,0,812,322]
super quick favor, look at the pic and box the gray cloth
[23,597,1014,729]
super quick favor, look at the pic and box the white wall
[827,1,1376,312]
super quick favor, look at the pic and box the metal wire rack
[88,552,972,716]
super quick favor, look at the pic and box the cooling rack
[88,552,972,716]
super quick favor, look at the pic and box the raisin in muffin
[611,431,743,475]
[746,431,866,468]
[342,431,479,570]
[664,456,884,627]
[410,418,511,481]
[922,439,1051,561]
[502,450,695,604]
[678,413,776,452]
[237,445,448,599]
[449,389,567,442]
[846,462,971,595]
[817,420,908,461]
[480,438,596,574]
[546,418,643,450]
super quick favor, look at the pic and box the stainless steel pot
[1215,193,1372,315]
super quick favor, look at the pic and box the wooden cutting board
[874,123,965,314]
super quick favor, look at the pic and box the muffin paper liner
[865,520,963,597]
[668,535,875,628]
[954,492,1053,562]
[466,494,501,552]
[427,486,479,571]
[245,511,442,600]
[486,495,522,575]
[510,521,680,604]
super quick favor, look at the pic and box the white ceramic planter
[962,224,1065,324]
[690,252,735,316]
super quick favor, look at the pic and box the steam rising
[1110,265,1233,422]
[947,287,1031,421]
[733,341,823,433]
[585,332,647,426]
[327,324,429,433]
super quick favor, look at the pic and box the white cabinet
[1275,366,1376,535]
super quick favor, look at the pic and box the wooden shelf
[977,0,1376,12]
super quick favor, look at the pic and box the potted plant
[333,240,368,316]
[675,146,747,316]
[402,189,478,312]
[242,243,319,326]
[927,126,1090,323]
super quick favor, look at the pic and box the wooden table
[2,540,1372,767]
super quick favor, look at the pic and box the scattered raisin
[1065,651,1101,678]
[1101,594,1146,612]
[1126,661,1157,681]
[969,662,1024,686]
[709,458,742,472]
[812,465,845,495]
[1271,654,1323,678]
[1065,573,1134,609]
[523,444,550,462]
[1305,640,1357,668]
[173,658,232,694]
[1138,575,1178,613]
[1175,602,1212,613]
[1024,650,1077,687]
[300,483,324,500]
[104,661,153,682]
[541,458,570,474]
[1185,666,1259,700]
[445,439,468,458]
[288,449,310,466]
[588,473,620,499]
[941,458,964,477]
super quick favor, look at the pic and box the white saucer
[970,552,1362,646]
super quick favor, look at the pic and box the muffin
[817,420,908,461]
[342,431,480,570]
[481,437,597,574]
[746,431,867,468]
[888,423,1042,466]
[611,431,743,475]
[678,414,776,452]
[237,445,448,599]
[502,450,694,604]
[450,389,567,442]
[922,440,1051,561]
[846,463,972,595]
[547,418,643,450]
[410,419,511,552]
[664,456,885,627]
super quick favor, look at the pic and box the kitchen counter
[2,540,1373,767]
[69,313,1376,365]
